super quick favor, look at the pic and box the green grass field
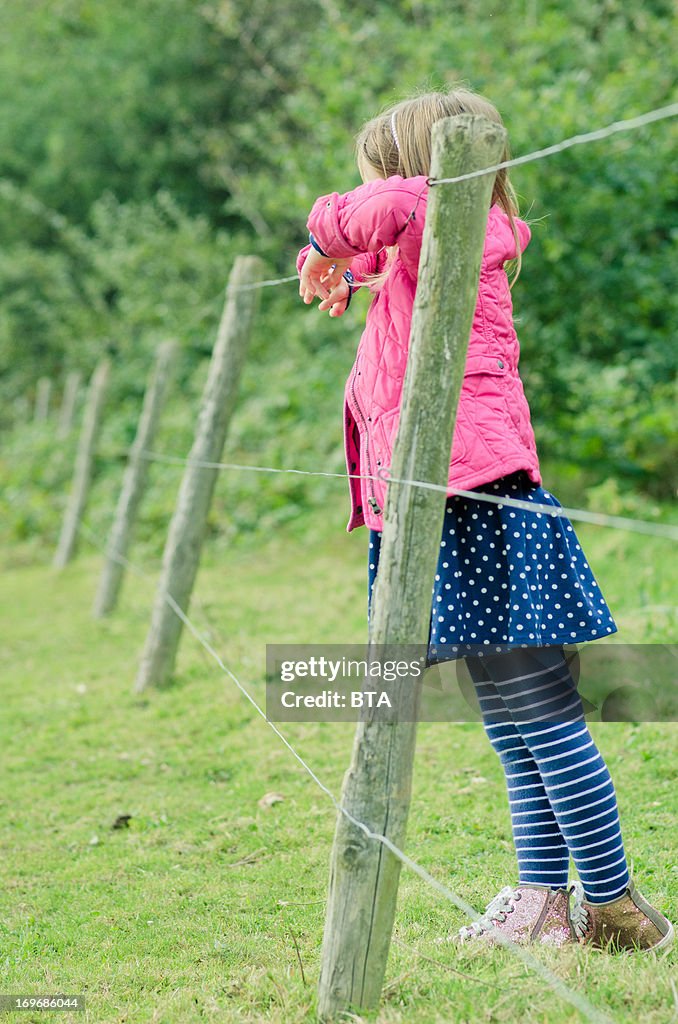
[1,503,676,1023]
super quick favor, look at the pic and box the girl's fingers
[300,279,328,303]
[318,281,349,312]
[319,269,338,288]
[299,262,326,299]
[299,250,352,305]
[321,267,346,291]
[305,277,330,300]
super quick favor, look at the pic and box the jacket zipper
[349,365,382,516]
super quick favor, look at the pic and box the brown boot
[569,880,674,953]
[456,884,576,947]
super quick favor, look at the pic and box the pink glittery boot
[457,884,576,948]
[569,880,674,953]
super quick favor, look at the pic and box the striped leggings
[466,645,630,903]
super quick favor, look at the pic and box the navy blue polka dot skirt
[367,470,618,664]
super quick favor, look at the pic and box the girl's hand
[298,247,352,305]
[318,277,351,317]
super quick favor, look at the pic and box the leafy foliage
[0,0,676,543]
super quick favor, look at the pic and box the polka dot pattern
[367,470,617,663]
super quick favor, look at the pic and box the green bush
[1,0,676,549]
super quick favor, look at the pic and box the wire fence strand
[427,102,678,187]
[235,273,300,291]
[130,449,678,541]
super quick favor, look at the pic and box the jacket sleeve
[296,243,312,275]
[306,175,429,279]
[346,251,379,282]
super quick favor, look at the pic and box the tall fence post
[134,256,264,693]
[53,359,110,569]
[34,377,52,422]
[317,115,507,1020]
[93,341,177,618]
[58,370,82,438]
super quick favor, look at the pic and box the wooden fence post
[53,359,110,569]
[58,370,82,438]
[34,377,52,422]
[13,395,30,425]
[134,256,264,693]
[317,115,507,1020]
[93,341,177,618]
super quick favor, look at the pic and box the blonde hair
[355,87,522,286]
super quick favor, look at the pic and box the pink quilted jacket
[299,174,541,532]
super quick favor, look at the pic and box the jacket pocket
[453,355,508,466]
[463,352,509,377]
[460,353,509,420]
[374,408,400,470]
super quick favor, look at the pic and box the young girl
[297,88,673,951]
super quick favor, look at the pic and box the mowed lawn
[1,507,676,1024]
